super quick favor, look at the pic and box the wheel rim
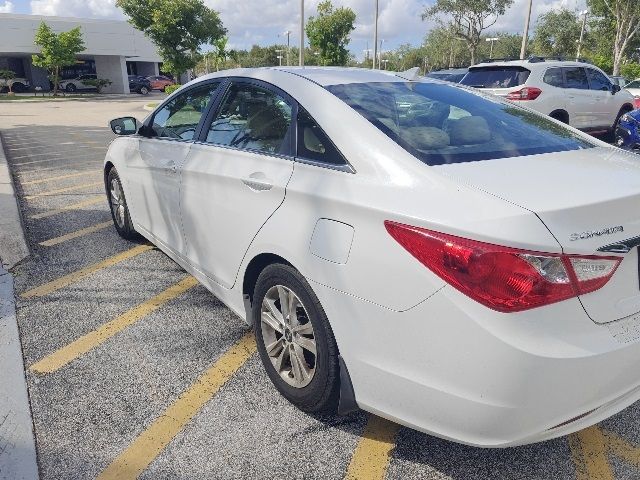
[109,178,126,228]
[260,285,317,388]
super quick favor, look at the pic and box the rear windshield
[326,81,594,166]
[460,66,530,88]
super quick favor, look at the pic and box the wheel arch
[549,109,569,124]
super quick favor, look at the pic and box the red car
[146,75,174,91]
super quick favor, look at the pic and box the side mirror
[109,117,140,135]
[612,84,621,95]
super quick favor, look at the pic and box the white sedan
[105,67,640,447]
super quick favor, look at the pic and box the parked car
[128,75,151,95]
[426,67,468,83]
[615,108,640,148]
[106,66,640,448]
[0,76,30,93]
[624,79,640,108]
[460,57,635,134]
[59,74,98,92]
[147,75,174,91]
[610,75,630,88]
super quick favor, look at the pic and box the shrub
[165,84,181,95]
[83,78,112,93]
[0,69,16,94]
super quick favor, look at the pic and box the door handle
[242,173,273,191]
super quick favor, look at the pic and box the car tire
[139,86,149,95]
[253,263,340,413]
[106,168,139,241]
[607,107,633,143]
[66,83,76,93]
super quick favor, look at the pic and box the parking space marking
[21,244,154,298]
[604,430,640,467]
[13,155,100,167]
[39,221,113,247]
[9,152,63,159]
[569,427,615,480]
[20,161,101,174]
[97,331,256,480]
[29,196,104,220]
[21,170,100,186]
[29,276,199,374]
[24,181,103,199]
[345,415,401,480]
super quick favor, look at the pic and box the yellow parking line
[97,332,256,480]
[29,196,104,220]
[24,181,103,199]
[21,170,99,186]
[21,244,153,299]
[12,154,99,167]
[345,415,401,480]
[39,221,113,247]
[602,430,640,467]
[569,427,615,480]
[29,276,199,374]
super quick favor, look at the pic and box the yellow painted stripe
[97,332,256,480]
[24,181,103,200]
[21,170,99,186]
[21,244,153,299]
[39,221,112,247]
[29,276,198,374]
[602,429,640,467]
[569,427,615,480]
[29,196,104,220]
[345,415,401,480]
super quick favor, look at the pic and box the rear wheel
[66,83,76,93]
[253,263,340,413]
[549,110,569,124]
[107,168,139,240]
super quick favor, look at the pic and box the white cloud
[0,0,14,12]
[30,0,122,18]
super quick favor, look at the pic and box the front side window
[460,67,530,88]
[297,108,346,166]
[327,81,594,166]
[206,83,292,155]
[586,68,612,91]
[564,67,589,89]
[151,82,219,140]
[543,68,564,87]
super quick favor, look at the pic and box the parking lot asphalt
[2,97,640,480]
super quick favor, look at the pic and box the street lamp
[576,10,588,61]
[486,37,499,59]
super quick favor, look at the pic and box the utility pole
[520,0,532,59]
[276,49,284,66]
[284,30,291,66]
[299,0,305,66]
[576,10,588,61]
[373,0,379,69]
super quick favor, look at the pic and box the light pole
[373,0,379,69]
[276,49,284,66]
[299,0,305,66]
[382,58,389,70]
[378,39,384,69]
[283,30,291,66]
[486,37,499,59]
[576,10,588,61]
[520,0,533,59]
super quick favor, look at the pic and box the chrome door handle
[242,178,273,191]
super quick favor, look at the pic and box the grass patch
[145,102,159,109]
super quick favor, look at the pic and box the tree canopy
[116,0,226,76]
[306,1,356,66]
[531,9,585,58]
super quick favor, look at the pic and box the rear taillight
[634,96,640,109]
[506,87,542,101]
[385,221,621,313]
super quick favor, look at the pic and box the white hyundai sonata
[105,67,640,447]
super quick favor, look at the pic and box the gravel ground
[1,97,639,479]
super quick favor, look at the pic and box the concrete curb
[0,133,29,270]
[0,268,39,480]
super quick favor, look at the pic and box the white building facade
[0,13,162,93]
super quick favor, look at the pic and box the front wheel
[107,168,139,241]
[253,264,340,413]
[139,86,149,95]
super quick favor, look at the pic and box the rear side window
[564,68,589,89]
[460,67,530,88]
[327,81,594,166]
[543,68,564,87]
[296,108,346,166]
[586,68,611,91]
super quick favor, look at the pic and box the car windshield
[460,66,530,88]
[626,80,640,88]
[326,81,594,166]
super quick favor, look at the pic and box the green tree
[0,69,15,95]
[422,0,514,65]
[531,9,584,58]
[31,22,85,96]
[306,1,356,66]
[116,0,226,77]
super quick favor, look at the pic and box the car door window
[586,69,611,91]
[543,68,564,87]
[206,82,293,155]
[564,67,589,89]
[151,83,220,140]
[296,108,346,166]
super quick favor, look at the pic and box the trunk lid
[437,146,640,324]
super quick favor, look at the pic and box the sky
[0,0,585,57]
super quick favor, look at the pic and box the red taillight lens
[634,96,640,109]
[385,221,621,313]
[506,87,542,101]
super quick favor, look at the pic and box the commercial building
[0,13,162,93]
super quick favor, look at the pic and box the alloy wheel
[109,178,126,228]
[260,285,317,388]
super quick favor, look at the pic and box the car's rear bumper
[313,281,640,447]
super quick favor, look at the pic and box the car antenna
[396,67,420,81]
